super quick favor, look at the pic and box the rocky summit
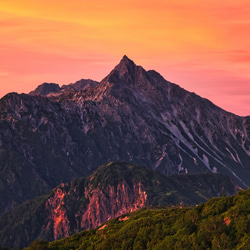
[0,55,250,215]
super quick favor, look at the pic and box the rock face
[45,187,71,241]
[0,162,240,249]
[78,180,147,231]
[0,55,250,214]
[45,180,147,241]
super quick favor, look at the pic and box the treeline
[19,188,250,250]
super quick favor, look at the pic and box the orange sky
[1,0,250,115]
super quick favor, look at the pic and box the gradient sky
[1,0,250,116]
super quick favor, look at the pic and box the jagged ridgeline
[25,187,250,250]
[0,162,239,249]
[29,79,98,96]
[1,56,250,216]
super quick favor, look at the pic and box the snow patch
[202,154,210,169]
[179,121,194,141]
[155,151,167,169]
[226,147,238,163]
[178,153,183,172]
[193,157,198,165]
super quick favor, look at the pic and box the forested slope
[23,188,250,250]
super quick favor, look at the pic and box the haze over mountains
[1,55,250,216]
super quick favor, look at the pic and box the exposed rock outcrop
[44,180,147,240]
[78,180,147,230]
[45,187,70,240]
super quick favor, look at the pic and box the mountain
[1,55,250,214]
[61,79,99,92]
[29,79,98,96]
[0,162,239,249]
[29,82,61,96]
[23,187,250,250]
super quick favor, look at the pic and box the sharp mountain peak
[116,55,136,70]
[75,55,152,102]
[73,55,216,110]
[105,55,170,91]
[105,55,147,84]
[114,55,163,79]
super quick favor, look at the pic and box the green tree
[24,240,49,250]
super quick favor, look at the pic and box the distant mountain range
[1,55,250,216]
[0,162,239,249]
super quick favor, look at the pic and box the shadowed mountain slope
[0,162,239,249]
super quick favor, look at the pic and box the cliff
[45,180,147,240]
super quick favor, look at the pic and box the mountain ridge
[29,79,98,97]
[0,161,240,249]
[1,55,250,215]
